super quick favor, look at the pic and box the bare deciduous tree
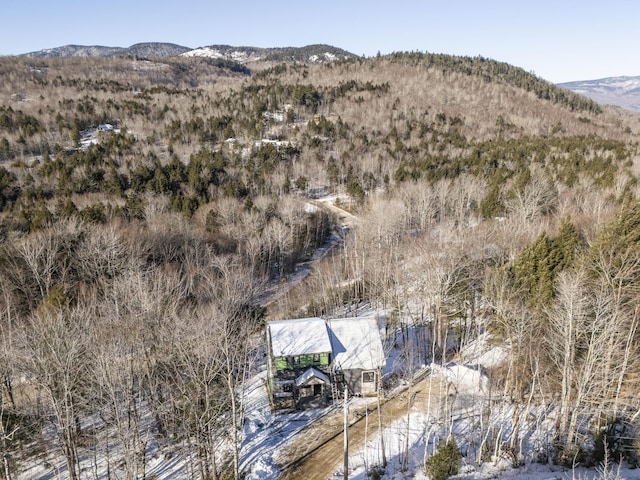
[506,172,558,227]
[17,307,93,480]
[169,308,229,480]
[193,254,265,480]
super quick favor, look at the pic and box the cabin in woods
[266,316,386,410]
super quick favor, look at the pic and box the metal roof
[268,316,386,371]
[328,317,386,371]
[268,317,332,357]
[295,367,331,386]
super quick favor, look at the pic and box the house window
[313,354,320,363]
[362,371,376,383]
[293,356,300,365]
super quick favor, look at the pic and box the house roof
[268,317,332,357]
[267,316,387,371]
[296,367,330,386]
[328,317,386,371]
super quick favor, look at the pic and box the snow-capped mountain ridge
[558,75,640,111]
[22,42,192,58]
[20,43,356,63]
[182,46,263,62]
[181,44,355,63]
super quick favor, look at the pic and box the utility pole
[402,391,418,472]
[343,385,349,480]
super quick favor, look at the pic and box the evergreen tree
[511,219,581,306]
[71,123,81,148]
[587,201,640,282]
[479,183,503,219]
[425,440,462,480]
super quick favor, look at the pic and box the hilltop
[181,43,357,63]
[21,41,640,112]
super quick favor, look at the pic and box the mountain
[22,42,191,58]
[558,75,640,112]
[181,44,357,63]
[121,42,192,57]
[20,42,356,63]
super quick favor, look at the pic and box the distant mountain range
[558,76,640,112]
[21,42,192,58]
[18,43,640,111]
[20,42,357,64]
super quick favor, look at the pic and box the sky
[2,0,639,83]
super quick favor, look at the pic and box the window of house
[313,354,320,363]
[362,371,376,383]
[293,356,300,365]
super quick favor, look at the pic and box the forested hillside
[1,51,640,478]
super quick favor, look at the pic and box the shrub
[592,418,638,467]
[425,439,462,480]
[366,464,385,480]
[555,443,586,468]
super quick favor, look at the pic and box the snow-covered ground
[242,368,321,479]
[12,323,640,479]
[239,358,640,480]
[238,326,640,480]
[181,47,262,62]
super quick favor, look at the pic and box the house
[266,317,386,410]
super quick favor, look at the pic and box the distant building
[266,317,386,410]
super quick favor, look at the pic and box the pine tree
[425,440,462,480]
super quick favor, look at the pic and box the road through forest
[260,196,356,310]
[264,198,445,479]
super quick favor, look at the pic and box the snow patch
[181,47,262,62]
[438,362,490,393]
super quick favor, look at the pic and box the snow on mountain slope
[180,44,355,64]
[558,75,640,112]
[20,42,356,63]
[22,43,191,58]
[182,46,263,62]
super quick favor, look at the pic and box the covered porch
[295,367,330,409]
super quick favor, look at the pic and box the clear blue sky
[2,0,639,83]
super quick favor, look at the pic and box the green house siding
[275,352,330,371]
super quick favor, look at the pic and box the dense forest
[1,51,640,479]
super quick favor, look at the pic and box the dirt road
[309,198,357,230]
[278,374,446,480]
